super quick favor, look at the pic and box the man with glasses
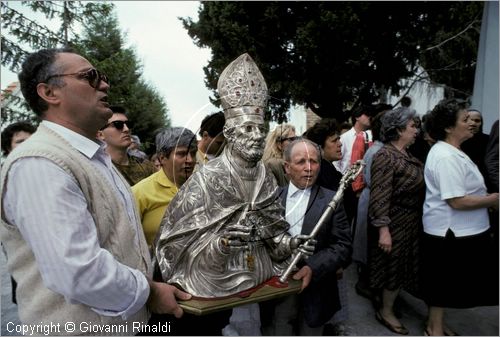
[0,48,190,334]
[98,105,155,186]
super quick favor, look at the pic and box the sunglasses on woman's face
[101,120,130,131]
[279,136,298,143]
[45,68,109,89]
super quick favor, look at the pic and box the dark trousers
[137,310,231,336]
[343,186,359,235]
[11,277,17,304]
[260,296,324,336]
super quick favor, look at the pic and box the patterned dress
[367,143,425,293]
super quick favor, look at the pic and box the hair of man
[18,48,75,116]
[199,111,225,137]
[283,138,321,163]
[156,127,197,158]
[302,118,341,149]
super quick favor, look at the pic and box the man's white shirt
[334,127,372,174]
[3,121,149,319]
[285,182,312,236]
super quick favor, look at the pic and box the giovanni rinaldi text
[6,321,171,335]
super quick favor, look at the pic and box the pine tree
[182,2,483,122]
[1,2,170,149]
[1,1,113,72]
[1,1,112,126]
[74,8,170,152]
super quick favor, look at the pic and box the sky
[113,1,218,132]
[1,1,218,133]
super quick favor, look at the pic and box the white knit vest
[0,125,152,336]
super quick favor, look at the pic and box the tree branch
[2,3,61,41]
[424,19,480,52]
[391,64,423,107]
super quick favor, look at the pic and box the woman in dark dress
[460,109,489,179]
[367,107,425,335]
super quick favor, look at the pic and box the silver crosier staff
[279,160,365,283]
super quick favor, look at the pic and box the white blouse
[423,141,490,237]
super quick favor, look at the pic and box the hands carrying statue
[218,221,315,256]
[153,54,315,298]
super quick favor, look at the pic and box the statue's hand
[290,234,316,258]
[219,223,251,253]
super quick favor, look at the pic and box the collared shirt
[3,120,149,319]
[285,182,312,237]
[334,127,372,174]
[423,141,490,237]
[132,168,178,246]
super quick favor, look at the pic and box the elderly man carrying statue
[154,54,314,304]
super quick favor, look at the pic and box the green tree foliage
[182,1,483,122]
[74,9,170,152]
[1,1,113,72]
[1,2,170,150]
[1,1,112,125]
[418,2,483,98]
[1,91,38,127]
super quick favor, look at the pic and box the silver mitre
[217,53,268,120]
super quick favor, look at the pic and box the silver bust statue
[154,54,309,298]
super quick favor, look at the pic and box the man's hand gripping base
[147,281,192,318]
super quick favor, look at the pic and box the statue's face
[227,114,266,163]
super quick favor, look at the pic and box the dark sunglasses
[279,136,298,142]
[101,120,130,131]
[45,68,109,89]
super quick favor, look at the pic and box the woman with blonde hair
[262,123,296,186]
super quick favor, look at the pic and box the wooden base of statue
[178,276,302,315]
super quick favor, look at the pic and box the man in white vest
[0,48,190,336]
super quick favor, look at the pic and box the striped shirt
[2,121,149,319]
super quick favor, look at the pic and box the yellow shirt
[132,169,178,246]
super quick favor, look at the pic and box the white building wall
[386,67,445,117]
[471,1,499,133]
[268,104,307,135]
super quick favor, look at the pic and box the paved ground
[1,251,498,336]
[342,266,499,336]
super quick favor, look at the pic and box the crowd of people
[1,47,498,337]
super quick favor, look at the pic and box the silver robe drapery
[154,148,293,298]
